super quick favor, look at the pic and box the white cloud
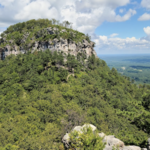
[0,0,136,34]
[119,9,125,13]
[99,35,108,44]
[14,0,59,20]
[115,9,136,22]
[143,26,150,35]
[138,13,150,21]
[141,0,150,10]
[110,33,119,37]
[93,27,150,54]
[76,0,130,11]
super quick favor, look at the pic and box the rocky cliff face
[0,27,97,60]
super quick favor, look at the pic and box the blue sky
[0,0,150,55]
[95,0,150,38]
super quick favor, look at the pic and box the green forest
[0,19,150,150]
[0,50,150,149]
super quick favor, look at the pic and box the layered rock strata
[0,27,97,60]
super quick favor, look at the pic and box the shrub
[69,125,105,150]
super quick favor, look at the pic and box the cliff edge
[0,19,97,60]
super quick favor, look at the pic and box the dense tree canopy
[0,49,150,149]
[0,19,150,150]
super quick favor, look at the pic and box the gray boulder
[123,146,141,150]
[99,132,124,149]
[148,138,150,150]
[142,148,147,150]
[104,135,124,148]
[82,124,97,132]
[72,126,83,133]
[62,133,70,149]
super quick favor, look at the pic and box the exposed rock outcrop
[62,124,148,150]
[148,138,150,150]
[0,27,97,60]
[99,132,124,150]
[123,146,141,150]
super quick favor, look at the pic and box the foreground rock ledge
[62,124,149,150]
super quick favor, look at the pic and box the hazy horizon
[98,53,150,56]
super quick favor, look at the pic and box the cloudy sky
[0,0,150,55]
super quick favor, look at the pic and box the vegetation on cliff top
[0,19,92,49]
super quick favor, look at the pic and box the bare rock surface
[62,133,70,149]
[123,146,141,150]
[62,124,149,150]
[148,138,150,150]
[99,132,124,149]
[0,27,97,60]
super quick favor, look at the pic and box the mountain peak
[0,19,97,60]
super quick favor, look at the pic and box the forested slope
[0,50,150,150]
[0,19,150,150]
